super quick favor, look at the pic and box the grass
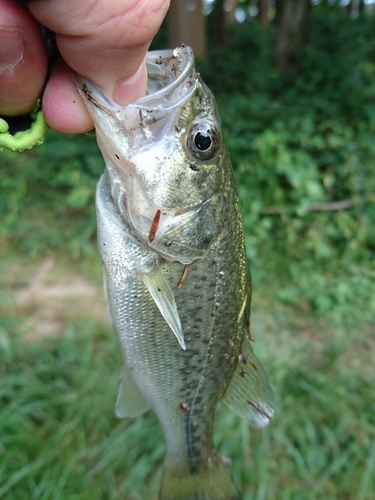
[1,249,374,500]
[0,309,165,500]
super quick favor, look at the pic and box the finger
[29,0,170,104]
[0,0,47,116]
[42,59,94,134]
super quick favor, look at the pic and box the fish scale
[78,46,274,500]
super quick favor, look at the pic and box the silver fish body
[76,47,274,500]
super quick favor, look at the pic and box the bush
[198,8,375,322]
[0,132,103,258]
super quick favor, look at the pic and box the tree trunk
[258,0,269,26]
[213,0,226,45]
[274,0,310,70]
[274,0,285,27]
[224,0,237,24]
[349,0,365,16]
[168,0,206,59]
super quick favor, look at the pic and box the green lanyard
[1,1,58,151]
[0,100,49,152]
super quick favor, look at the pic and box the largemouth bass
[76,46,274,500]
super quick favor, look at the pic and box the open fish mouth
[75,46,197,145]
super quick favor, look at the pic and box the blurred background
[1,0,375,498]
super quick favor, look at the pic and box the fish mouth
[144,47,195,98]
[75,46,196,134]
[128,46,196,125]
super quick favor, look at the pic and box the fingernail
[0,28,25,74]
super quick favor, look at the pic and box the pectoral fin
[115,364,150,418]
[222,338,274,428]
[139,267,186,350]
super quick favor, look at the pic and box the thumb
[28,0,169,132]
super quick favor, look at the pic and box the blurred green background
[1,1,375,499]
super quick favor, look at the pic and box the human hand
[0,0,169,133]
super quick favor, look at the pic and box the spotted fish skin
[77,47,274,500]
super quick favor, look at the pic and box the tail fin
[159,454,242,500]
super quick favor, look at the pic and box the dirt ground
[3,256,108,341]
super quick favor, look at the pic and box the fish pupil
[194,132,212,152]
[187,122,220,161]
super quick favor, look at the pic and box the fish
[75,46,274,500]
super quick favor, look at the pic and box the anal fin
[115,364,150,418]
[222,338,274,428]
[139,267,186,350]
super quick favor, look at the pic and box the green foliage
[0,132,103,258]
[198,9,375,322]
[0,320,165,500]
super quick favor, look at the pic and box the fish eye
[187,123,220,161]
